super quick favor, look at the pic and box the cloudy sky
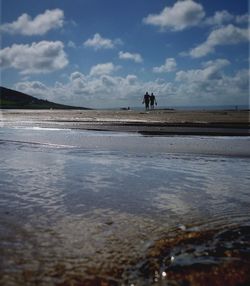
[1,0,249,108]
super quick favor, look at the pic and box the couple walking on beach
[143,92,157,110]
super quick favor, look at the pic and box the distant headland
[0,86,90,110]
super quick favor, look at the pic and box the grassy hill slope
[0,86,90,109]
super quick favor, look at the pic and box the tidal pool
[0,127,249,285]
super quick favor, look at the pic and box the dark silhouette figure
[143,92,150,110]
[150,93,157,109]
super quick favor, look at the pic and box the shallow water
[0,127,250,285]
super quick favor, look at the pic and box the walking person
[150,93,157,109]
[142,91,150,110]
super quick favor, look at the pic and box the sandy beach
[1,109,249,135]
[1,109,250,285]
[1,0,249,284]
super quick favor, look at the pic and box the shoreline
[1,109,249,136]
[1,110,250,286]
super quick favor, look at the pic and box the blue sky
[1,0,249,108]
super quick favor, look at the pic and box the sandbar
[0,109,249,136]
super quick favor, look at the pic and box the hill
[0,86,90,109]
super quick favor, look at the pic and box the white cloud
[126,75,138,85]
[190,24,249,58]
[118,51,143,63]
[153,58,177,73]
[14,62,248,108]
[204,10,249,27]
[175,59,232,102]
[175,68,249,106]
[143,0,205,31]
[231,69,249,91]
[15,81,49,97]
[236,14,250,24]
[0,9,64,35]
[176,59,230,82]
[70,71,85,81]
[90,62,118,76]
[0,41,68,74]
[84,33,121,50]
[14,71,175,107]
[204,10,234,26]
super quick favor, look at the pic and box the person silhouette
[143,92,150,110]
[150,93,157,109]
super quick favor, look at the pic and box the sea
[113,104,249,111]
[0,126,249,285]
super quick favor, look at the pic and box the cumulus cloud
[236,14,250,24]
[0,41,68,74]
[84,33,121,50]
[231,69,249,91]
[190,24,249,58]
[90,62,118,76]
[118,51,143,63]
[153,58,177,73]
[204,10,249,27]
[70,71,85,81]
[204,10,234,26]
[14,61,248,108]
[0,9,64,35]
[18,56,172,106]
[143,0,205,31]
[175,59,232,102]
[15,81,49,97]
[175,64,249,105]
[14,71,175,108]
[176,59,230,82]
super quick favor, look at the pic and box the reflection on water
[0,128,250,285]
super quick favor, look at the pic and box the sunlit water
[0,127,250,285]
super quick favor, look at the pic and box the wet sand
[0,113,250,285]
[1,109,249,135]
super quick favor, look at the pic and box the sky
[0,0,249,108]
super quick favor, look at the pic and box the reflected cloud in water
[0,128,250,285]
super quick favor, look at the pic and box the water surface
[0,127,249,285]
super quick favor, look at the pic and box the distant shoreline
[1,109,249,136]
